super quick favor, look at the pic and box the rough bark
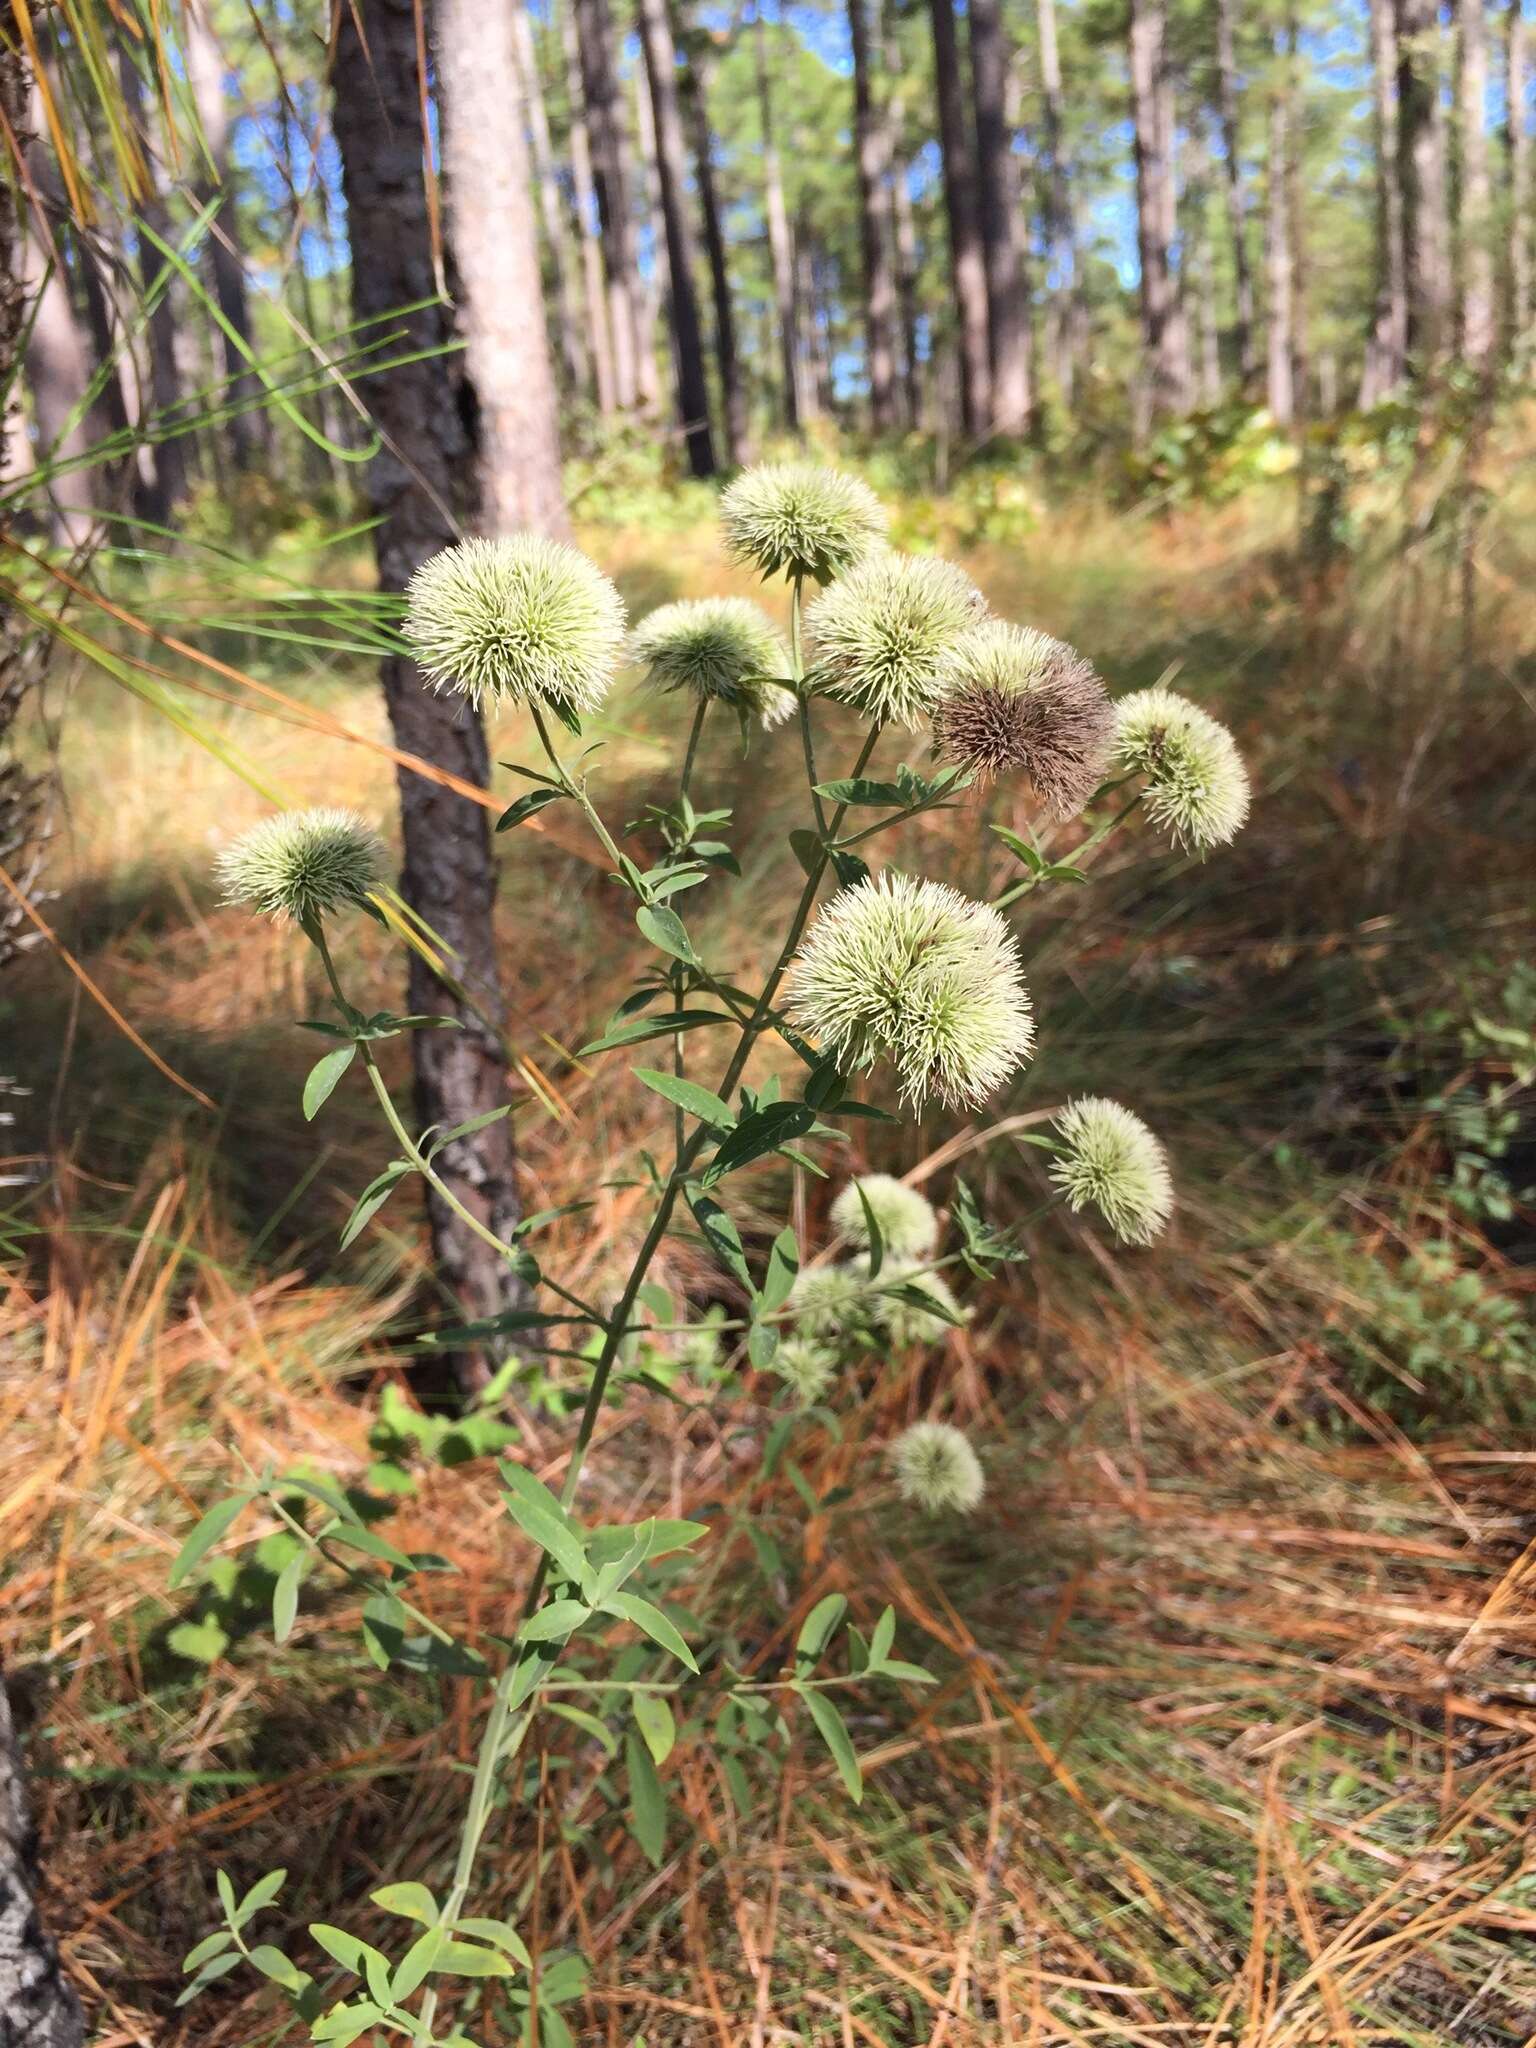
[1360,0,1408,402]
[0,1668,84,2048]
[1396,0,1453,367]
[1458,0,1496,367]
[1212,0,1257,388]
[1129,0,1189,423]
[512,0,591,400]
[19,214,96,548]
[928,0,992,435]
[560,1,618,414]
[969,0,1031,432]
[1507,1,1532,344]
[880,0,922,426]
[637,0,715,475]
[755,13,804,431]
[183,0,265,467]
[332,0,529,1397]
[848,0,899,431]
[680,43,748,464]
[1265,23,1294,423]
[573,0,644,410]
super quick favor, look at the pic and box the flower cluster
[1112,687,1250,850]
[830,1173,939,1260]
[720,464,887,582]
[628,596,794,727]
[934,622,1115,818]
[807,552,987,729]
[1049,1096,1174,1245]
[889,1421,986,1514]
[217,808,384,925]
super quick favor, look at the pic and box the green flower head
[403,535,626,713]
[787,1262,870,1343]
[784,872,1035,1112]
[772,1335,839,1407]
[859,1257,967,1351]
[807,551,988,730]
[889,1420,985,1515]
[933,621,1115,817]
[830,1173,939,1261]
[720,464,887,583]
[628,596,794,727]
[1049,1096,1174,1246]
[1112,687,1250,850]
[216,808,384,925]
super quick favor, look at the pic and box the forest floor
[3,448,1535,2046]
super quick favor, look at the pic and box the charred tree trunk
[1129,0,1189,423]
[849,0,900,431]
[1213,0,1257,389]
[0,1672,83,2048]
[637,0,715,475]
[573,0,645,410]
[928,0,992,435]
[681,44,748,464]
[969,0,1031,432]
[1396,0,1453,368]
[332,0,532,1398]
[1458,0,1496,367]
[1360,0,1408,401]
[513,0,591,400]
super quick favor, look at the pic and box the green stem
[528,698,629,876]
[678,695,709,805]
[993,793,1143,911]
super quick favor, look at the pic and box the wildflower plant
[177,466,1248,2042]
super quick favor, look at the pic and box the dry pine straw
[2,1176,1534,2048]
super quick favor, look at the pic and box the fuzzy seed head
[403,535,626,713]
[806,552,988,729]
[772,1336,839,1407]
[719,464,888,583]
[858,1257,966,1350]
[1049,1096,1174,1246]
[889,1420,985,1515]
[784,872,1035,1112]
[1112,687,1250,850]
[787,1263,870,1342]
[627,597,794,727]
[830,1174,939,1260]
[933,622,1116,817]
[217,808,384,924]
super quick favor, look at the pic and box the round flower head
[889,1420,985,1515]
[933,622,1115,817]
[858,1257,966,1351]
[830,1173,939,1261]
[1112,687,1250,850]
[403,535,626,714]
[807,552,987,730]
[1049,1096,1174,1246]
[771,1336,838,1407]
[720,464,887,583]
[217,808,384,925]
[628,597,794,728]
[784,872,1034,1112]
[788,1263,871,1343]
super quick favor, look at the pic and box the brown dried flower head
[933,622,1115,818]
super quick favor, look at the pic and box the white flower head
[784,872,1035,1111]
[403,535,626,713]
[807,551,987,729]
[857,1256,966,1350]
[889,1420,985,1514]
[830,1174,939,1260]
[772,1336,838,1407]
[1112,687,1250,850]
[628,596,793,728]
[1049,1096,1174,1246]
[933,621,1115,817]
[720,464,887,583]
[217,808,384,925]
[787,1263,870,1342]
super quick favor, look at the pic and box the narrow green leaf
[247,1945,304,1990]
[272,1554,303,1644]
[430,1940,515,1978]
[174,1951,243,2004]
[455,1917,532,1966]
[759,1227,801,1314]
[308,1924,371,1974]
[303,1043,356,1121]
[798,1687,863,1803]
[796,1593,847,1664]
[704,1102,816,1183]
[518,1598,592,1644]
[635,903,697,964]
[812,776,913,806]
[370,1881,438,1926]
[632,1691,676,1766]
[625,1732,667,1867]
[182,1929,235,1972]
[500,1464,592,1593]
[579,1009,732,1056]
[389,1929,445,2002]
[684,1183,753,1290]
[600,1590,699,1672]
[546,1700,618,1756]
[497,785,567,832]
[339,1162,411,1249]
[856,1183,885,1278]
[169,1494,255,1589]
[631,1067,733,1128]
[868,1606,896,1669]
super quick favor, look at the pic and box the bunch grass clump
[403,534,626,713]
[830,1173,939,1260]
[1049,1096,1174,1245]
[720,464,887,583]
[628,597,793,726]
[889,1420,985,1514]
[933,621,1115,817]
[1112,686,1250,850]
[216,808,384,925]
[807,551,987,729]
[785,872,1034,1110]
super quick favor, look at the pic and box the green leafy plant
[170,467,1248,2043]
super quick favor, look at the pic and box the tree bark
[1187,125,1223,404]
[559,1,618,414]
[1396,0,1453,367]
[755,12,805,432]
[512,1,590,401]
[637,0,715,475]
[1212,0,1257,389]
[879,0,923,426]
[969,0,1031,432]
[20,214,97,548]
[573,0,645,410]
[1506,0,1532,345]
[1458,0,1496,367]
[1129,0,1189,424]
[1360,0,1408,401]
[928,0,992,435]
[332,0,531,1398]
[680,43,748,464]
[0,1668,84,2048]
[1036,0,1083,406]
[630,67,666,413]
[1265,22,1295,423]
[847,0,899,431]
[183,0,265,468]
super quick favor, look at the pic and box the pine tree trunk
[1037,0,1082,406]
[681,45,747,465]
[183,0,265,468]
[1396,0,1453,367]
[19,218,97,548]
[1458,0,1496,367]
[1360,0,1408,402]
[1507,1,1532,345]
[1213,0,1257,389]
[1187,126,1223,404]
[573,0,644,410]
[1265,24,1295,423]
[755,15,804,432]
[928,0,992,435]
[560,2,618,414]
[1129,0,1189,423]
[332,0,532,1399]
[879,0,923,427]
[630,68,666,413]
[513,1,591,400]
[0,1671,83,2048]
[848,0,899,431]
[637,0,715,475]
[969,0,1031,432]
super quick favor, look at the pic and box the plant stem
[678,695,708,803]
[528,699,628,874]
[993,793,1143,911]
